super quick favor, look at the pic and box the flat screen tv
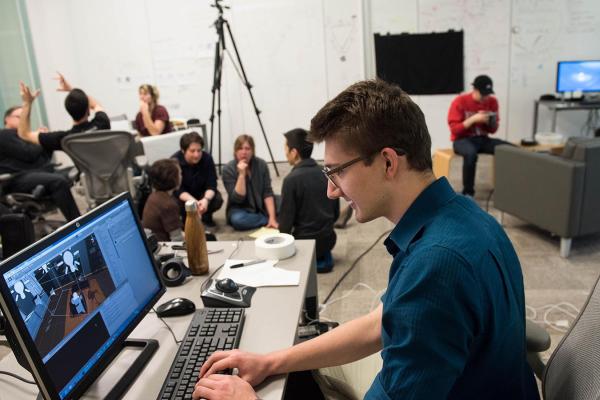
[556,60,600,93]
[0,192,165,399]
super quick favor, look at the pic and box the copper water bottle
[184,200,209,275]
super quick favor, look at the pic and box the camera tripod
[208,0,279,176]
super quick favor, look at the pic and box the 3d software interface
[2,201,161,398]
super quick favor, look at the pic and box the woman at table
[222,134,278,231]
[135,84,173,137]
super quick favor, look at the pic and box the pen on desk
[230,259,266,269]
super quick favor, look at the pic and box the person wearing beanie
[447,75,511,197]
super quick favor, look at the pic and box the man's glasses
[322,147,407,189]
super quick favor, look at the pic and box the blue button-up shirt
[365,178,539,400]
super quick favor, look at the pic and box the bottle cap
[185,199,198,212]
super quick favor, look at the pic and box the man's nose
[326,180,341,199]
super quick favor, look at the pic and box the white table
[0,240,317,400]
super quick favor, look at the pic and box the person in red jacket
[447,75,510,196]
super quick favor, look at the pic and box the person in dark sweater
[172,131,223,227]
[1,108,80,221]
[279,128,339,273]
[17,74,110,152]
[222,134,278,231]
[142,159,183,242]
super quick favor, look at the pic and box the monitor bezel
[556,60,600,93]
[0,192,166,400]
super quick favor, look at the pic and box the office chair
[526,272,600,399]
[0,171,72,229]
[61,130,145,209]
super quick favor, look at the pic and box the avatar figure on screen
[13,280,37,318]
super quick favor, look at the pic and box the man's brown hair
[149,159,180,191]
[309,80,432,171]
[180,131,205,152]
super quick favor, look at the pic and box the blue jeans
[229,209,268,231]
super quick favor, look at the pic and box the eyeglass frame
[322,147,407,189]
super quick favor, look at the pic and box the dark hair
[149,159,180,191]
[3,106,21,125]
[284,128,313,159]
[233,134,255,156]
[309,80,432,171]
[180,131,204,152]
[64,89,89,121]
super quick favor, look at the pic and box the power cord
[323,229,392,304]
[200,239,242,293]
[0,370,36,385]
[526,302,580,333]
[151,308,182,344]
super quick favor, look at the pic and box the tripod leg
[224,20,279,177]
[217,74,223,175]
[209,38,222,156]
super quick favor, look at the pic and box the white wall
[25,0,600,162]
[25,0,364,163]
[368,0,600,151]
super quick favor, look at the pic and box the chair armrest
[526,319,551,352]
[494,145,586,237]
[0,173,14,183]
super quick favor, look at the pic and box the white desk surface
[0,240,316,400]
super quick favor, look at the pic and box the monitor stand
[103,339,159,400]
[5,321,158,400]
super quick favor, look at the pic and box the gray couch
[494,137,600,257]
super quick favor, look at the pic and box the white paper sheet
[217,259,300,287]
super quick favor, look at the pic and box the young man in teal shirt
[193,80,539,400]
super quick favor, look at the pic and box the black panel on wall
[374,31,464,95]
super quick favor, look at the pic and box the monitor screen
[0,193,165,400]
[556,60,600,93]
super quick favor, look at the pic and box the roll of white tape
[255,233,296,260]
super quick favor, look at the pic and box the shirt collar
[292,158,317,170]
[384,177,456,256]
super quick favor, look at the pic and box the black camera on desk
[201,278,256,308]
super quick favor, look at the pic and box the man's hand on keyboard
[193,374,256,400]
[199,349,271,386]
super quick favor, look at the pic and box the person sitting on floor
[222,134,278,231]
[278,128,339,273]
[172,131,223,227]
[142,159,183,241]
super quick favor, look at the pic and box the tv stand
[531,99,600,140]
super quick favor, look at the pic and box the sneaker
[202,216,217,228]
[334,206,353,229]
[316,252,334,273]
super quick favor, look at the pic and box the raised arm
[17,82,41,145]
[55,72,103,112]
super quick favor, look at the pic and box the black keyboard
[157,308,245,399]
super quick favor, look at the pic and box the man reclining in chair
[1,106,80,221]
[17,73,110,153]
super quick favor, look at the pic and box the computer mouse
[155,297,196,318]
[215,278,239,293]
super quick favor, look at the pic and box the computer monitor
[0,192,165,400]
[556,60,600,93]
